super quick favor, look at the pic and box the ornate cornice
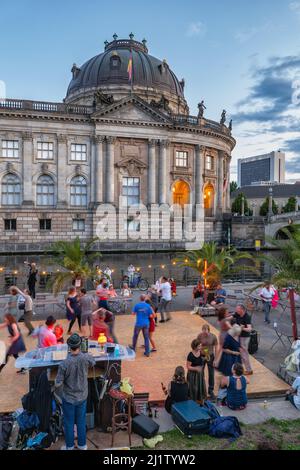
[93,135,106,144]
[57,134,68,143]
[106,136,117,144]
[148,139,158,147]
[160,139,170,149]
[22,131,33,141]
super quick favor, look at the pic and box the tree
[231,193,252,216]
[230,181,239,194]
[47,237,100,295]
[259,197,278,216]
[282,197,297,214]
[176,241,256,288]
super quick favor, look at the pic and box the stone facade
[0,38,235,252]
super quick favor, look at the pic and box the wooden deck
[0,312,289,413]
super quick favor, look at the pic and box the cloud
[186,21,207,37]
[234,22,272,44]
[290,2,300,16]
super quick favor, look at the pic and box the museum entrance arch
[204,183,215,217]
[172,180,190,207]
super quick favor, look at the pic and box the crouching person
[55,333,96,450]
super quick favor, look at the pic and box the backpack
[202,400,221,419]
[208,416,242,439]
[0,415,14,450]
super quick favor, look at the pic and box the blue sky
[1,0,300,181]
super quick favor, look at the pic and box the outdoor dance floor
[0,312,289,413]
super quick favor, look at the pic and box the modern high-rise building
[238,151,285,187]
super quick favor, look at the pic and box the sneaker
[151,348,157,352]
[159,320,165,323]
[128,345,135,351]
[166,318,171,322]
[77,444,88,450]
[16,369,26,374]
[144,352,150,357]
[60,445,75,450]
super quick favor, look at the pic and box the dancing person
[215,324,242,376]
[217,306,233,348]
[197,324,218,399]
[260,282,275,324]
[211,283,227,306]
[220,363,248,410]
[130,294,153,357]
[79,288,96,338]
[24,262,38,299]
[186,338,207,403]
[6,287,19,318]
[145,296,157,352]
[164,366,189,413]
[31,315,57,348]
[95,278,111,310]
[91,310,112,342]
[66,287,81,335]
[169,278,177,296]
[148,285,159,324]
[55,333,96,450]
[0,314,26,374]
[232,304,253,376]
[159,277,172,323]
[13,286,34,335]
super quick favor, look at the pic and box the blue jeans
[132,326,150,355]
[263,301,271,322]
[62,398,87,449]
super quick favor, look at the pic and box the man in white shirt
[260,282,275,324]
[159,277,172,323]
[127,264,136,286]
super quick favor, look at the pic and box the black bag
[0,415,14,450]
[248,330,259,355]
[164,395,173,414]
[171,400,212,436]
[132,414,159,438]
[18,302,25,311]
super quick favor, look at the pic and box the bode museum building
[0,35,235,252]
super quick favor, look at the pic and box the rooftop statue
[220,109,227,125]
[197,100,206,118]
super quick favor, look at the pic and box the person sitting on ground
[108,284,117,298]
[217,306,233,348]
[164,366,189,414]
[215,324,242,376]
[197,324,218,400]
[91,310,113,342]
[187,338,207,403]
[211,283,227,306]
[232,304,253,376]
[0,314,26,374]
[220,362,249,410]
[31,315,58,348]
[285,376,300,411]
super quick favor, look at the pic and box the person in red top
[169,278,177,296]
[145,297,157,352]
[91,310,113,342]
[31,316,58,348]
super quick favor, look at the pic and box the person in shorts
[79,289,96,338]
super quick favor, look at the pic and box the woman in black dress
[187,338,207,403]
[66,287,82,334]
[25,262,38,299]
[0,314,26,373]
[164,365,189,413]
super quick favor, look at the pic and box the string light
[148,265,152,268]
[161,264,165,269]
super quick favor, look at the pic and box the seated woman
[164,366,189,414]
[192,281,204,307]
[108,284,118,298]
[215,324,242,376]
[91,310,113,342]
[220,363,248,410]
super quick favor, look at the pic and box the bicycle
[120,273,149,291]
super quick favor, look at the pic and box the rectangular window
[4,219,17,231]
[39,219,51,231]
[175,151,188,167]
[37,142,54,160]
[70,143,87,161]
[205,155,213,171]
[122,177,140,206]
[72,219,85,231]
[2,140,19,158]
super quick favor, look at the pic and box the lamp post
[289,287,299,341]
[241,196,245,217]
[268,187,273,220]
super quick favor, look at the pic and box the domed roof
[66,36,184,100]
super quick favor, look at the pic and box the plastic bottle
[114,344,120,358]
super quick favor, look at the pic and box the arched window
[36,175,55,206]
[2,173,21,205]
[70,176,87,206]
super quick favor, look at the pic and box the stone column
[57,134,68,207]
[95,136,105,204]
[217,150,224,216]
[22,132,33,206]
[195,145,204,205]
[106,136,116,204]
[148,139,157,205]
[159,140,170,204]
[225,154,231,211]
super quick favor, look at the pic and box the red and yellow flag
[127,52,133,82]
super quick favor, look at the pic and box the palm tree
[46,237,100,295]
[176,241,256,287]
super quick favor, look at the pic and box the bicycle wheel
[138,279,149,291]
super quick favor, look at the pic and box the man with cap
[31,316,57,348]
[55,333,96,450]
